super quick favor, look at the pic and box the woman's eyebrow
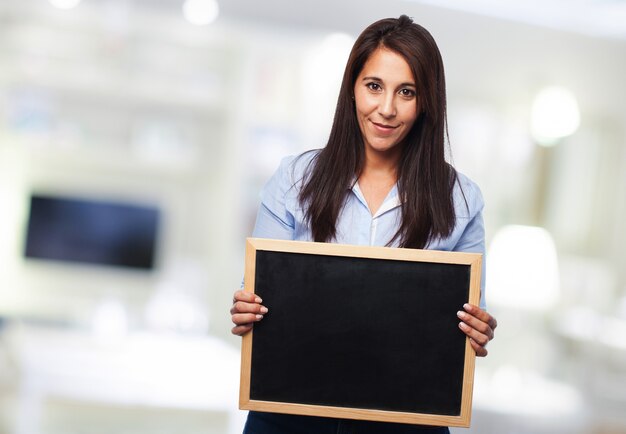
[360,76,416,88]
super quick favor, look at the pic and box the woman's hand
[457,303,497,357]
[230,290,268,336]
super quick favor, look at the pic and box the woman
[231,15,497,434]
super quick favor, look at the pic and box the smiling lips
[371,120,400,134]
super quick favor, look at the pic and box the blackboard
[239,238,482,427]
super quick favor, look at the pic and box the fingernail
[463,303,471,310]
[260,307,268,314]
[457,310,466,319]
[255,297,263,303]
[459,322,469,330]
[256,314,264,320]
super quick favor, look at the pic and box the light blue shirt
[252,151,487,308]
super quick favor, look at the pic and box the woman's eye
[366,82,382,91]
[399,88,416,97]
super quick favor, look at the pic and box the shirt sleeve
[251,156,297,241]
[453,179,487,310]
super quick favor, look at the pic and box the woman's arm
[454,180,497,356]
[231,157,299,336]
[230,203,294,336]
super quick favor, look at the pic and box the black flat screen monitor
[24,194,160,270]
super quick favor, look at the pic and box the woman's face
[354,47,418,159]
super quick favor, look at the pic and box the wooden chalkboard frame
[239,237,482,427]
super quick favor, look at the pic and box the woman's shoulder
[452,170,484,218]
[262,149,320,200]
[274,149,320,188]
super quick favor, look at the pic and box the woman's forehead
[357,48,415,84]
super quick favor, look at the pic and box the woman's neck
[362,146,400,179]
[358,149,400,215]
[364,140,401,167]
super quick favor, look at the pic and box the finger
[457,310,494,340]
[231,323,254,336]
[462,304,493,324]
[231,312,265,326]
[469,338,488,357]
[458,321,490,347]
[233,290,262,303]
[463,304,498,331]
[230,301,269,316]
[233,290,262,304]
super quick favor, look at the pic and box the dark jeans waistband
[243,411,451,434]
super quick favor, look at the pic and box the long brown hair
[299,15,458,248]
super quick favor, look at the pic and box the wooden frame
[240,237,482,427]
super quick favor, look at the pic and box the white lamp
[487,225,560,311]
[530,86,580,147]
[182,0,219,26]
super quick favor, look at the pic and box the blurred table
[5,323,245,434]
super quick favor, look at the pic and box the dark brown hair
[299,15,458,248]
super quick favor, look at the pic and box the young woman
[231,15,497,434]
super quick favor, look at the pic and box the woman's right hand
[230,290,268,336]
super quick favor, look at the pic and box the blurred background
[0,0,625,433]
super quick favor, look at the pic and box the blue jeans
[243,411,451,434]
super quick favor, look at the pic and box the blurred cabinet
[6,323,245,434]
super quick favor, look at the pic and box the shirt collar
[350,181,402,218]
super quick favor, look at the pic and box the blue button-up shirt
[252,151,486,307]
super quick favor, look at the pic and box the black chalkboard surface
[239,238,482,427]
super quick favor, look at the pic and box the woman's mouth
[371,121,399,133]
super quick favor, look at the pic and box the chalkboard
[239,238,482,427]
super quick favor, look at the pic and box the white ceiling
[411,0,626,40]
[6,0,625,41]
[214,0,626,41]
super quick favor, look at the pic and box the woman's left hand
[457,303,497,357]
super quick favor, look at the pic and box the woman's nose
[378,93,397,118]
